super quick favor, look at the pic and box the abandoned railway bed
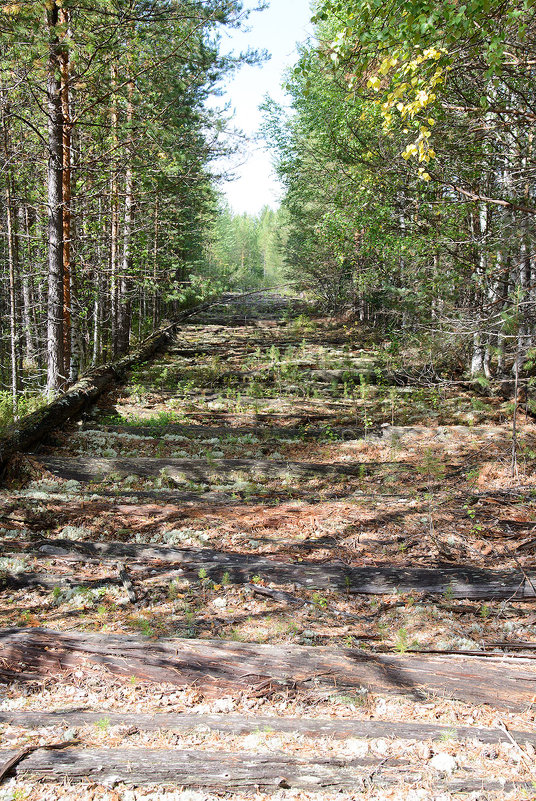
[0,292,536,799]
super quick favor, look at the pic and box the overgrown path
[1,292,536,799]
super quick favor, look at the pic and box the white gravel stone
[430,752,457,773]
[343,738,369,757]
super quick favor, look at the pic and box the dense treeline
[206,204,285,288]
[0,0,261,418]
[267,0,536,379]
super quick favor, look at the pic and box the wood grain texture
[0,746,531,792]
[1,628,535,710]
[8,536,536,599]
[1,710,535,746]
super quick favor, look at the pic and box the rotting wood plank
[12,537,536,599]
[2,710,535,746]
[38,455,458,483]
[0,746,393,788]
[82,423,365,441]
[1,628,535,710]
[1,746,533,793]
[166,338,348,358]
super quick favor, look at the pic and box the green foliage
[132,617,155,637]
[415,449,447,480]
[0,391,47,433]
[312,592,328,608]
[205,203,286,289]
[0,0,267,401]
[480,603,492,619]
[264,0,536,377]
[394,626,418,653]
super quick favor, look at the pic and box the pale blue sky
[215,0,313,214]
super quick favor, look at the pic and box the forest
[265,0,536,387]
[2,0,536,427]
[0,0,284,424]
[1,3,536,798]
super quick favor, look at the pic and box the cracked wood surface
[4,537,536,598]
[0,746,532,793]
[1,628,536,710]
[1,710,535,745]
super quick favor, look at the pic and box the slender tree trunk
[92,196,103,365]
[46,2,64,395]
[470,205,490,378]
[110,63,119,357]
[60,8,72,381]
[117,77,134,355]
[19,207,36,365]
[152,195,159,329]
[1,93,20,414]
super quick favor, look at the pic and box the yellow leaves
[418,167,432,181]
[430,69,445,89]
[361,47,444,178]
[379,55,398,75]
[402,143,418,160]
[401,126,436,169]
[367,75,381,91]
[422,47,444,61]
[385,91,435,122]
[392,83,408,99]
[382,112,393,132]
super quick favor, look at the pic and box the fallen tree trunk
[2,710,535,746]
[1,628,535,710]
[13,537,536,599]
[0,740,79,784]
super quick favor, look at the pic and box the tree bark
[2,710,534,747]
[1,91,20,414]
[46,2,64,396]
[109,63,119,357]
[60,9,72,382]
[152,195,159,328]
[117,77,134,355]
[19,208,36,366]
